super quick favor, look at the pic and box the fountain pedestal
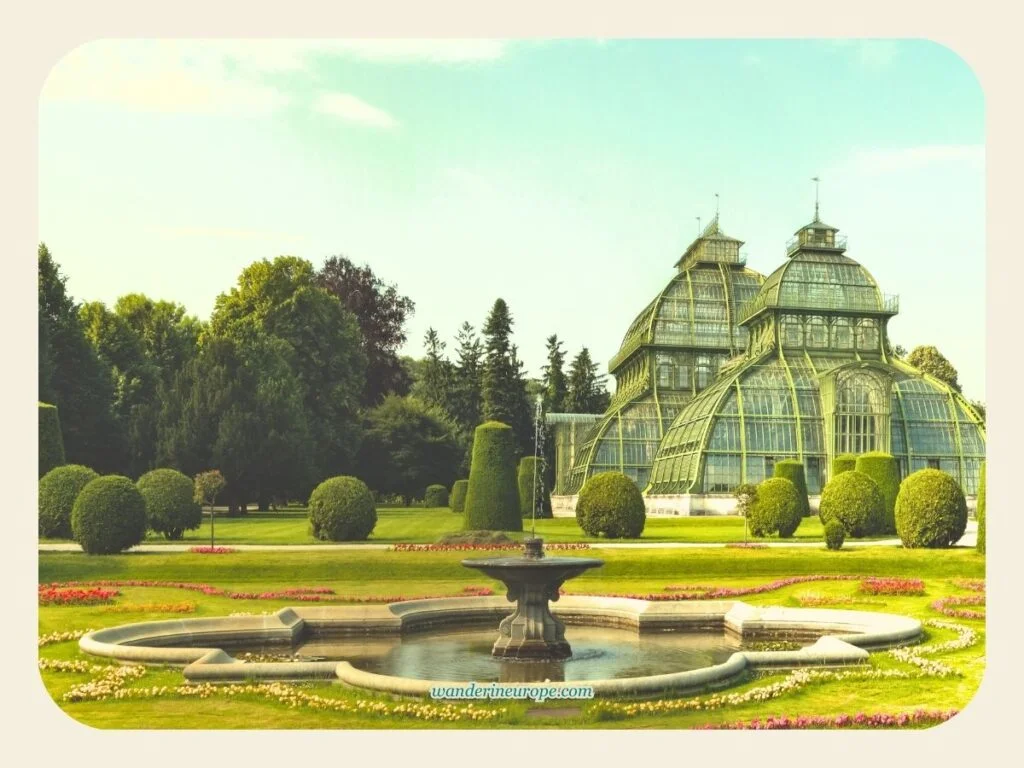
[462,537,603,661]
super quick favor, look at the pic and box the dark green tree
[415,328,455,415]
[541,334,568,413]
[317,256,415,405]
[451,322,484,474]
[906,345,962,393]
[355,395,461,505]
[565,347,610,414]
[481,299,533,456]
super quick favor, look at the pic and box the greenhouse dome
[550,217,765,508]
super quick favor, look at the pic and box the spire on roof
[811,176,821,221]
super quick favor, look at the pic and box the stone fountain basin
[78,595,922,698]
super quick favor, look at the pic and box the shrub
[773,460,810,517]
[71,475,148,554]
[463,421,522,532]
[38,402,66,478]
[39,464,98,539]
[832,454,858,477]
[576,471,646,538]
[976,461,986,555]
[855,452,900,534]
[895,468,968,549]
[747,477,803,538]
[137,468,202,540]
[308,476,377,542]
[517,456,553,519]
[819,470,885,537]
[450,480,469,513]
[824,520,846,551]
[424,484,449,508]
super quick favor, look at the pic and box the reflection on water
[237,626,744,683]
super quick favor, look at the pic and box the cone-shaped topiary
[895,468,968,549]
[855,452,900,534]
[517,456,552,519]
[773,460,810,517]
[39,464,98,538]
[824,519,846,550]
[832,454,858,478]
[71,475,148,554]
[976,462,986,554]
[747,477,803,538]
[576,471,645,538]
[450,480,469,513]
[137,468,202,540]
[308,476,377,541]
[424,484,449,508]
[463,421,522,532]
[38,402,65,478]
[820,470,885,537]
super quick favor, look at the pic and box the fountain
[463,396,603,660]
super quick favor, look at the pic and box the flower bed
[188,546,236,554]
[583,575,860,602]
[38,586,120,606]
[724,543,768,549]
[391,542,591,552]
[38,628,94,647]
[860,578,926,596]
[102,602,197,614]
[931,594,985,619]
[793,593,886,608]
[696,709,957,730]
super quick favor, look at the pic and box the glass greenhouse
[549,212,985,515]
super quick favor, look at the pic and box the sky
[38,39,985,400]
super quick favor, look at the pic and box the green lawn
[38,546,985,730]
[42,507,883,546]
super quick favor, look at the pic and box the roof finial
[714,192,720,220]
[811,176,821,221]
[696,216,701,236]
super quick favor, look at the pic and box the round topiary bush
[824,519,846,551]
[895,468,968,549]
[517,456,552,519]
[39,464,98,539]
[450,480,469,513]
[773,460,810,517]
[976,461,986,555]
[747,477,803,538]
[576,471,646,539]
[463,421,522,532]
[819,470,885,538]
[137,468,202,540]
[308,476,377,542]
[71,475,148,554]
[424,484,449,508]
[855,452,900,534]
[832,454,858,478]
[38,402,66,478]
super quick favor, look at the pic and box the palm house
[548,207,985,516]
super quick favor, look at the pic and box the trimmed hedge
[895,468,968,549]
[39,464,98,539]
[424,484,449,508]
[824,520,846,551]
[137,468,202,540]
[832,454,858,478]
[773,460,810,517]
[463,421,522,532]
[517,456,552,519]
[855,452,900,534]
[308,476,377,541]
[38,402,66,478]
[819,470,885,538]
[977,462,986,554]
[747,477,803,538]
[450,480,469,513]
[576,471,646,539]
[71,475,148,555]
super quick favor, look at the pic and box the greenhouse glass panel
[704,455,741,492]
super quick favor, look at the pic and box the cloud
[844,145,984,175]
[314,92,398,128]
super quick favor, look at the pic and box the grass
[41,508,888,546]
[37,545,985,729]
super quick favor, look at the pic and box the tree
[969,400,986,424]
[318,256,415,405]
[415,328,455,415]
[210,256,366,483]
[541,335,568,413]
[890,343,908,359]
[194,470,226,549]
[906,345,962,393]
[355,395,461,505]
[481,300,533,456]
[450,322,484,474]
[38,244,124,472]
[565,347,611,414]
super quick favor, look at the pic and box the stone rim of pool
[78,595,922,698]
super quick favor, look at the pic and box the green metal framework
[558,217,765,495]
[645,216,986,497]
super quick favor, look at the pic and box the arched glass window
[781,315,803,347]
[835,371,889,454]
[806,316,828,348]
[832,317,853,349]
[855,319,879,351]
